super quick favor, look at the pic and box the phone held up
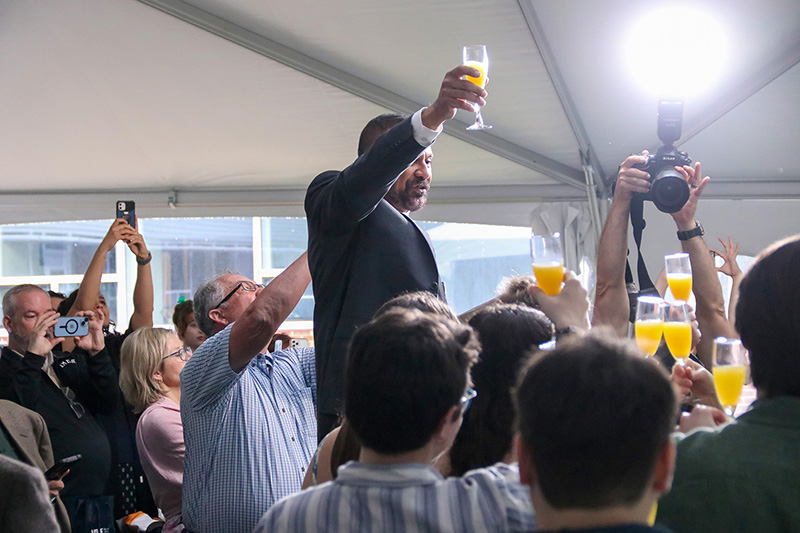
[45,454,82,481]
[116,200,136,227]
[54,316,89,337]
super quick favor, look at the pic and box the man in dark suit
[0,399,71,531]
[306,64,487,438]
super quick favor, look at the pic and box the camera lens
[652,169,690,213]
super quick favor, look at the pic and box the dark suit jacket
[306,116,443,418]
[0,400,71,532]
[0,454,61,532]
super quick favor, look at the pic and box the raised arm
[124,226,154,330]
[671,163,736,367]
[711,237,743,333]
[592,154,651,337]
[228,253,311,372]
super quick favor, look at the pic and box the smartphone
[290,338,309,348]
[116,200,136,227]
[45,454,82,481]
[54,316,89,337]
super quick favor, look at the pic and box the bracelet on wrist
[136,251,152,265]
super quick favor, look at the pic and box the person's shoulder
[257,482,335,532]
[273,346,315,365]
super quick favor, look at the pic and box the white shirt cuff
[411,108,442,147]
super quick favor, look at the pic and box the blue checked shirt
[180,324,317,533]
[254,461,536,533]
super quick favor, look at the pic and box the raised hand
[614,152,652,203]
[711,237,742,278]
[27,310,63,356]
[73,309,105,356]
[421,65,488,130]
[528,270,591,331]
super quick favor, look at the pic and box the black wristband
[677,220,704,241]
[136,251,152,265]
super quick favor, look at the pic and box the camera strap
[625,196,656,291]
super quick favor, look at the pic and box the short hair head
[496,275,541,310]
[735,234,800,397]
[119,327,173,413]
[3,284,48,318]
[192,270,237,337]
[374,290,457,321]
[345,308,480,455]
[172,299,195,337]
[56,290,79,317]
[357,113,408,156]
[516,331,676,509]
[448,304,553,476]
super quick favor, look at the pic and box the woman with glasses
[119,328,190,532]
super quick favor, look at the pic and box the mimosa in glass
[531,232,564,296]
[635,296,664,357]
[663,302,692,366]
[712,337,748,416]
[462,45,492,130]
[665,253,692,302]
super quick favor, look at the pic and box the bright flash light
[626,7,727,97]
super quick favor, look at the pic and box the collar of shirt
[335,461,444,488]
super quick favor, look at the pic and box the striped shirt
[180,324,317,533]
[254,461,536,533]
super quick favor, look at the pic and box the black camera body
[632,99,692,213]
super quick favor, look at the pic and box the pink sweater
[136,396,185,524]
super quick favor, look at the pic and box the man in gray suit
[306,64,488,438]
[0,454,60,532]
[0,399,70,531]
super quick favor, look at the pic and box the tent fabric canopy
[1,0,798,262]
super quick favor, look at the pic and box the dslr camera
[633,99,692,213]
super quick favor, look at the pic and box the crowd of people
[0,65,797,533]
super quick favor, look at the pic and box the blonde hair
[119,327,173,413]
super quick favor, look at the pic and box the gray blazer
[0,454,60,532]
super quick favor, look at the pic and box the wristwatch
[677,220,704,241]
[136,251,153,265]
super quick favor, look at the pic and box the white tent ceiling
[1,0,799,256]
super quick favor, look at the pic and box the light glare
[627,7,727,97]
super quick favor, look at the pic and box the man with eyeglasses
[180,253,315,533]
[0,284,118,530]
[255,308,536,533]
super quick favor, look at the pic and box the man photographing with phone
[0,284,119,531]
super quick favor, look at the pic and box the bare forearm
[593,199,632,336]
[72,245,112,314]
[727,272,743,336]
[129,263,154,330]
[228,253,311,371]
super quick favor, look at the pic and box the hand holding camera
[27,310,63,356]
[72,309,106,356]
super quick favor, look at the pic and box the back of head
[448,304,552,475]
[345,308,479,455]
[496,275,541,309]
[357,113,408,156]
[3,284,47,318]
[735,234,800,397]
[56,290,79,317]
[374,290,457,321]
[119,327,172,413]
[516,331,675,509]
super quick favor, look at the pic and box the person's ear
[2,315,13,334]
[514,433,535,487]
[153,369,163,383]
[652,439,676,494]
[208,309,228,328]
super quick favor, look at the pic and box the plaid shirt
[180,324,316,533]
[255,461,536,533]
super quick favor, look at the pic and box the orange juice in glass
[665,253,692,302]
[635,296,664,357]
[713,337,748,416]
[531,232,564,296]
[663,302,692,365]
[462,45,491,130]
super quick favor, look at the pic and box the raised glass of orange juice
[713,337,748,416]
[665,252,692,302]
[531,232,564,296]
[635,296,664,357]
[462,45,492,130]
[663,302,692,366]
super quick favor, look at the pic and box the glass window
[0,221,115,277]
[260,217,308,270]
[143,218,254,324]
[420,222,532,314]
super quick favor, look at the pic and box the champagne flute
[665,253,692,302]
[635,296,664,357]
[663,302,692,366]
[531,232,564,296]
[462,45,492,130]
[713,337,748,416]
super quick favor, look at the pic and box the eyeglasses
[460,387,477,414]
[163,346,192,362]
[212,280,264,310]
[60,386,85,419]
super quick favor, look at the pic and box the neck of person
[359,441,440,467]
[532,487,657,531]
[161,386,181,407]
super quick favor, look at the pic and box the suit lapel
[0,404,42,469]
